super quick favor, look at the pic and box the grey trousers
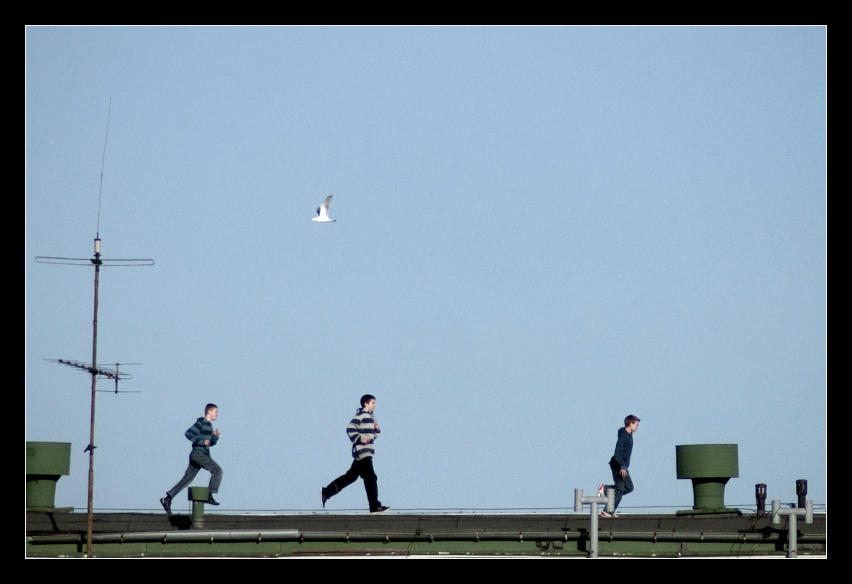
[167,449,223,498]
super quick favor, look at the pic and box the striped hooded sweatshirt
[185,416,218,456]
[347,407,380,460]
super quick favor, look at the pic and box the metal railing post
[771,499,814,558]
[574,488,615,558]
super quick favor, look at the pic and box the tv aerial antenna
[34,99,153,558]
[45,360,142,394]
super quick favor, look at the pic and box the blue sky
[26,27,826,513]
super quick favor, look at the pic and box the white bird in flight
[312,195,337,223]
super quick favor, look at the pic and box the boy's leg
[324,460,361,499]
[167,454,201,499]
[191,450,223,494]
[358,457,381,510]
[611,468,625,511]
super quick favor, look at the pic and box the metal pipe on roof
[27,529,825,546]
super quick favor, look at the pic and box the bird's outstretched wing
[313,195,335,222]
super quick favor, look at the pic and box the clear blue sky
[26,27,826,513]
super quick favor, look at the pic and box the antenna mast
[35,101,153,558]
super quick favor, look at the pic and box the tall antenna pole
[87,99,109,557]
[85,237,102,557]
[35,101,153,557]
[84,96,109,558]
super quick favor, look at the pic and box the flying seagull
[312,195,337,223]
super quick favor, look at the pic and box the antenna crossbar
[35,256,154,266]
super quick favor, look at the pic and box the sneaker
[597,484,605,497]
[600,511,612,518]
[160,496,172,515]
[206,495,220,506]
[370,506,390,514]
[321,487,329,508]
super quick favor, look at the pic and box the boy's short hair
[205,403,218,414]
[624,415,640,427]
[360,394,376,407]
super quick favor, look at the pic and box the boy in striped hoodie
[320,395,389,514]
[160,404,223,514]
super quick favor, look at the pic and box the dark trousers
[325,457,381,510]
[609,468,634,511]
[167,450,223,498]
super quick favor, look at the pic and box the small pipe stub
[796,479,808,509]
[188,487,209,527]
[755,483,767,513]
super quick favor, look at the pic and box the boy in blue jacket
[599,415,640,518]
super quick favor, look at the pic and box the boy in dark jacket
[599,415,640,518]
